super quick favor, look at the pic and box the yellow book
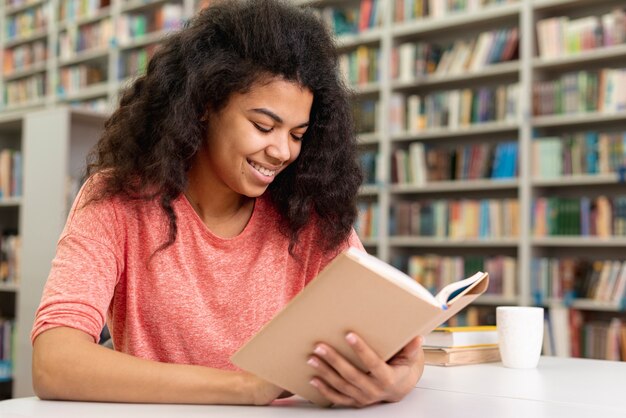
[424,325,498,348]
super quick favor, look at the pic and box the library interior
[0,0,626,409]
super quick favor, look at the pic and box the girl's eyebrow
[250,108,309,128]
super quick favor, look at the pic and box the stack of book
[423,325,500,366]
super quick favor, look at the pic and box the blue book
[585,131,598,174]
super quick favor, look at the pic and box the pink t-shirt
[31,179,363,370]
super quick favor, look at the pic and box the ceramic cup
[496,306,544,369]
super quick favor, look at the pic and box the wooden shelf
[336,28,383,49]
[389,237,519,248]
[358,185,380,196]
[4,29,48,48]
[4,0,46,16]
[3,62,47,82]
[391,179,518,194]
[0,198,22,207]
[57,6,112,30]
[532,237,626,247]
[0,283,19,292]
[392,2,521,38]
[58,82,109,101]
[58,48,109,67]
[533,44,626,72]
[391,122,519,143]
[532,111,626,128]
[392,61,520,90]
[532,174,623,187]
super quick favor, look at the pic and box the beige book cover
[231,248,489,406]
[424,345,500,366]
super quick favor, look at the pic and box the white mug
[496,306,544,369]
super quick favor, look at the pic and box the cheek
[289,141,303,163]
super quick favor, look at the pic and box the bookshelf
[0,107,106,399]
[305,0,626,359]
[0,0,199,113]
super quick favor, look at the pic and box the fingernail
[314,345,327,356]
[309,379,319,388]
[345,333,357,345]
[307,357,319,368]
[418,336,424,345]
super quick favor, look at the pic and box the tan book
[231,248,489,406]
[424,345,501,366]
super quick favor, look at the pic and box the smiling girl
[30,0,424,407]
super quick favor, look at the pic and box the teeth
[249,160,276,177]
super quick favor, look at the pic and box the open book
[231,247,489,406]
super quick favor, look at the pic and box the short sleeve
[304,228,365,285]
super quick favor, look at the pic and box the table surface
[1,357,625,418]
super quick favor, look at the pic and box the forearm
[32,327,262,405]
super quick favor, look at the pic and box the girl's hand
[307,333,424,408]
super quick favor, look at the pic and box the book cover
[231,248,489,406]
[424,326,498,348]
[424,345,500,366]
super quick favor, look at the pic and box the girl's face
[200,78,313,198]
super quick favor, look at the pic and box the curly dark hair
[86,0,363,255]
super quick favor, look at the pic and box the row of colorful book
[355,202,379,240]
[57,62,106,95]
[544,308,626,361]
[389,198,520,239]
[0,149,22,199]
[391,141,517,185]
[352,99,378,134]
[532,258,626,306]
[339,45,381,88]
[118,45,158,79]
[396,254,516,299]
[0,232,20,285]
[4,2,49,41]
[389,84,519,133]
[536,8,626,59]
[532,196,626,237]
[359,151,381,185]
[116,4,183,44]
[2,40,46,76]
[0,319,15,382]
[533,68,626,116]
[392,27,518,81]
[532,131,626,179]
[3,73,46,106]
[393,0,517,22]
[316,0,382,37]
[58,18,113,59]
[58,0,111,23]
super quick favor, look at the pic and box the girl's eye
[291,133,304,141]
[253,122,272,133]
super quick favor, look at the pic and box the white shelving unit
[303,0,626,320]
[0,107,106,399]
[1,0,201,113]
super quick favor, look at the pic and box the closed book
[424,325,498,348]
[231,248,489,406]
[424,345,501,366]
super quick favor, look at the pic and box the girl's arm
[32,327,283,405]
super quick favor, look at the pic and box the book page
[433,271,486,306]
[346,248,443,308]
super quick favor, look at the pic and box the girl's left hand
[307,333,425,408]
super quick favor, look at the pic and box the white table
[1,357,625,418]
